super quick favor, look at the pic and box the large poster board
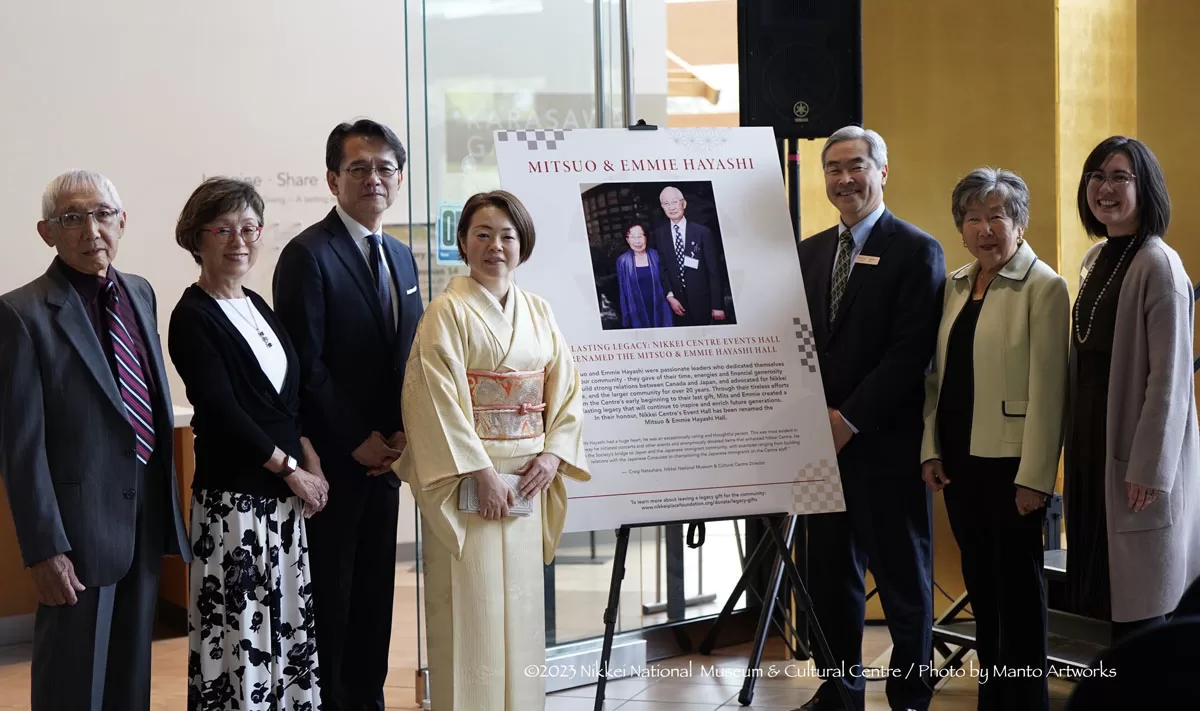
[494,127,844,532]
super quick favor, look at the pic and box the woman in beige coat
[1064,135,1200,643]
[922,168,1068,711]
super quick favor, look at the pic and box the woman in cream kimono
[394,190,589,710]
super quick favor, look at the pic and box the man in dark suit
[272,118,424,711]
[0,170,190,711]
[654,185,726,326]
[792,127,946,711]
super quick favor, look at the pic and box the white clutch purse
[458,472,533,518]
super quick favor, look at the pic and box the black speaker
[737,0,863,140]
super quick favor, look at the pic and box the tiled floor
[0,558,1075,710]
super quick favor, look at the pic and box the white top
[336,204,400,328]
[216,297,288,393]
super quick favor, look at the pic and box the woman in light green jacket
[921,168,1069,711]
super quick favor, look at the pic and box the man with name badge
[654,185,726,326]
[793,126,946,711]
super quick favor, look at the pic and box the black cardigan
[168,284,303,499]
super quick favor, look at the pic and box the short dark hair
[325,118,407,173]
[456,190,536,264]
[625,222,649,239]
[1077,136,1171,241]
[175,178,265,264]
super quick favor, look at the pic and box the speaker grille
[738,0,863,140]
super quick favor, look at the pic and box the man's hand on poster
[828,408,853,453]
[667,294,686,317]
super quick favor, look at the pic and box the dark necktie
[830,229,854,323]
[104,282,155,464]
[368,234,396,342]
[673,223,686,287]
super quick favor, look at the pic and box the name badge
[854,254,880,266]
[683,256,700,270]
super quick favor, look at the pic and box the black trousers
[307,472,400,711]
[939,416,1049,711]
[807,450,935,711]
[31,459,166,711]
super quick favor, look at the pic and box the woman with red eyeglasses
[168,177,328,710]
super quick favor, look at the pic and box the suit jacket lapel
[44,268,125,417]
[808,227,837,340]
[116,270,175,439]
[829,210,898,339]
[323,210,389,339]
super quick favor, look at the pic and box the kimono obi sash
[466,369,547,440]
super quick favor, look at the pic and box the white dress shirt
[336,204,399,328]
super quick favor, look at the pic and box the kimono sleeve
[398,300,493,491]
[539,301,590,482]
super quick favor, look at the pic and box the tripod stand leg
[766,519,856,711]
[594,525,630,711]
[698,530,774,655]
[738,516,795,706]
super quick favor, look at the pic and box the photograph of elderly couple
[581,180,737,330]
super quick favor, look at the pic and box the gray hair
[821,125,888,170]
[950,167,1030,231]
[41,170,123,220]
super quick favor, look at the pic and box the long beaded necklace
[1073,236,1136,345]
[201,284,274,348]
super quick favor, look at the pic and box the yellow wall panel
[1057,0,1138,297]
[860,0,1059,273]
[1138,0,1200,282]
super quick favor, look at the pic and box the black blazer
[168,285,301,500]
[0,265,189,586]
[654,220,723,322]
[272,208,424,484]
[797,209,946,478]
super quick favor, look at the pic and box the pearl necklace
[1073,237,1136,344]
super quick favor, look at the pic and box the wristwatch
[280,455,298,477]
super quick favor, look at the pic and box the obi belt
[467,369,547,440]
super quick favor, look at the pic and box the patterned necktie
[104,282,155,465]
[368,234,397,342]
[830,230,854,323]
[673,223,686,286]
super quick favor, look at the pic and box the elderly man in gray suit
[0,170,189,711]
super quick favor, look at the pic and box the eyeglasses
[1085,171,1136,188]
[48,208,121,230]
[202,225,263,242]
[343,162,399,180]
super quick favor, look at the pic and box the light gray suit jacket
[1069,235,1200,621]
[0,263,189,588]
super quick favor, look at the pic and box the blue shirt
[828,201,885,435]
[830,201,886,284]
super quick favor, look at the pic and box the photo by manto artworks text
[492,126,846,534]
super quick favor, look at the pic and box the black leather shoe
[791,697,843,711]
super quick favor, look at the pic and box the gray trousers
[30,459,167,711]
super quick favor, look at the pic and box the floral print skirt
[187,488,321,711]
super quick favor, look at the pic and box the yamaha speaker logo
[792,101,810,123]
